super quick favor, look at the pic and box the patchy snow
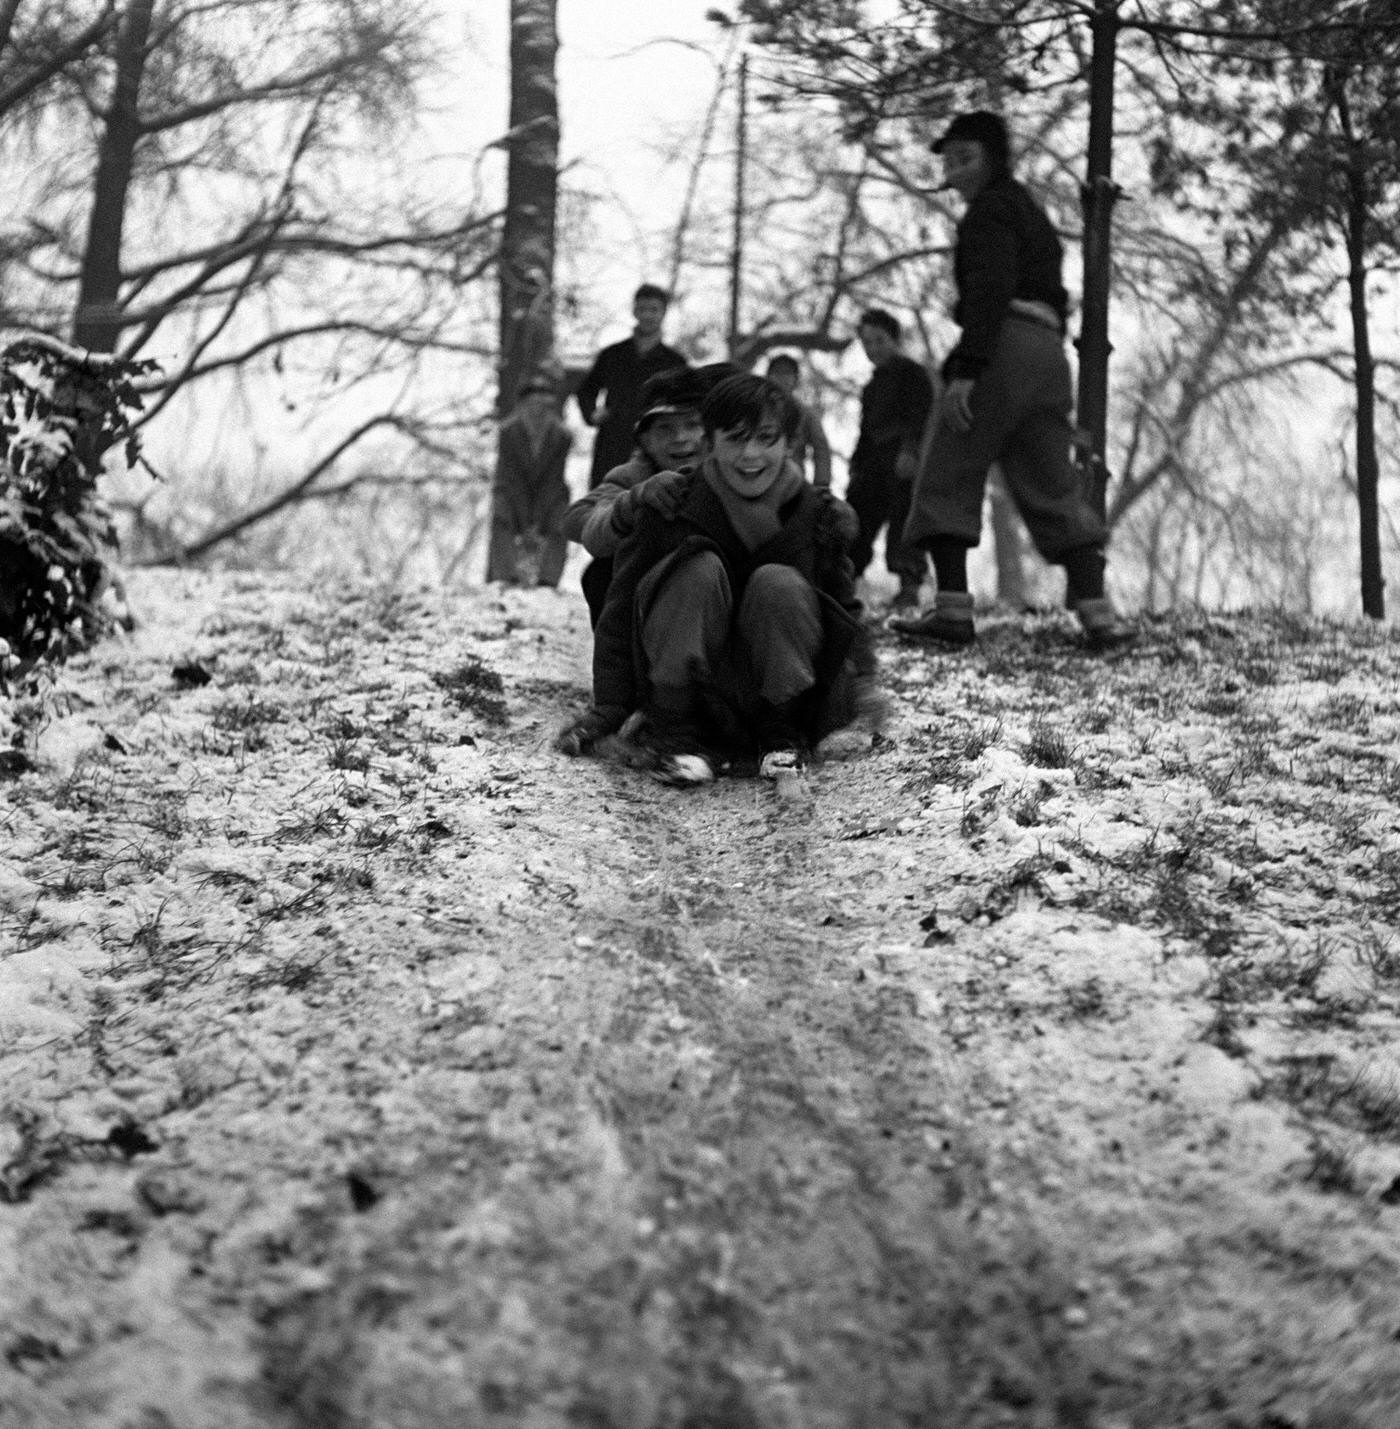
[1,571,1399,1426]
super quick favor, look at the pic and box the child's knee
[745,562,813,607]
[674,550,729,596]
[739,565,821,652]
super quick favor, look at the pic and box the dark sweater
[850,353,933,474]
[575,338,689,486]
[945,173,1069,382]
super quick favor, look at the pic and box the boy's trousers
[638,552,822,709]
[904,316,1106,561]
[845,461,925,586]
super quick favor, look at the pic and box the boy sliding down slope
[561,366,719,628]
[556,373,874,787]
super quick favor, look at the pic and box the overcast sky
[450,1,729,343]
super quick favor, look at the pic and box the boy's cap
[931,110,1009,164]
[634,367,709,433]
[690,361,744,392]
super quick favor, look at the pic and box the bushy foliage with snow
[0,335,158,682]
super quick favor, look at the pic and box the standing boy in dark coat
[575,283,690,488]
[556,373,873,787]
[892,110,1132,650]
[485,374,573,587]
[846,309,935,610]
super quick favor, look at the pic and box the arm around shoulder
[561,457,657,556]
[818,488,860,549]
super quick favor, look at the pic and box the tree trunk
[497,0,559,416]
[727,48,747,361]
[72,0,154,354]
[1335,81,1384,619]
[1346,239,1383,620]
[1076,0,1121,524]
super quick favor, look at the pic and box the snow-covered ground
[2,569,1399,1427]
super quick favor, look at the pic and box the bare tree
[0,2,119,314]
[71,0,151,354]
[61,0,433,358]
[1138,0,1400,617]
[496,0,559,412]
[0,1,117,127]
[1318,51,1399,619]
[738,0,1400,547]
[0,0,510,564]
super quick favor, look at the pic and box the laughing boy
[557,372,873,787]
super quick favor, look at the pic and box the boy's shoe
[755,697,808,778]
[754,700,811,765]
[1074,597,1136,652]
[652,751,717,787]
[642,709,717,788]
[890,579,922,613]
[889,591,976,645]
[759,747,806,780]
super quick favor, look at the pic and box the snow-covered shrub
[0,334,158,684]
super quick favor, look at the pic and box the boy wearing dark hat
[562,365,716,627]
[892,110,1132,650]
[556,373,872,787]
[485,373,573,587]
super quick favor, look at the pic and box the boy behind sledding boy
[560,365,716,627]
[556,372,873,787]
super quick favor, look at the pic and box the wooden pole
[728,48,748,360]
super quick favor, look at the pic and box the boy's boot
[756,696,809,779]
[1074,596,1135,652]
[643,686,717,787]
[890,575,923,613]
[889,590,976,646]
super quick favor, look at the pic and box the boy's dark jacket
[945,172,1069,383]
[590,469,872,745]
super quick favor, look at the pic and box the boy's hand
[555,709,612,756]
[634,469,689,519]
[940,379,976,434]
[827,496,860,547]
[612,469,688,535]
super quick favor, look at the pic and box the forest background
[1,0,1397,620]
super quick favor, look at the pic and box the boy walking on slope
[891,110,1133,650]
[556,373,873,788]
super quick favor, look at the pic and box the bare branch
[136,47,401,136]
[118,210,501,284]
[131,316,493,400]
[0,2,119,118]
[171,413,419,562]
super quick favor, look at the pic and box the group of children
[487,108,1136,788]
[554,363,870,787]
